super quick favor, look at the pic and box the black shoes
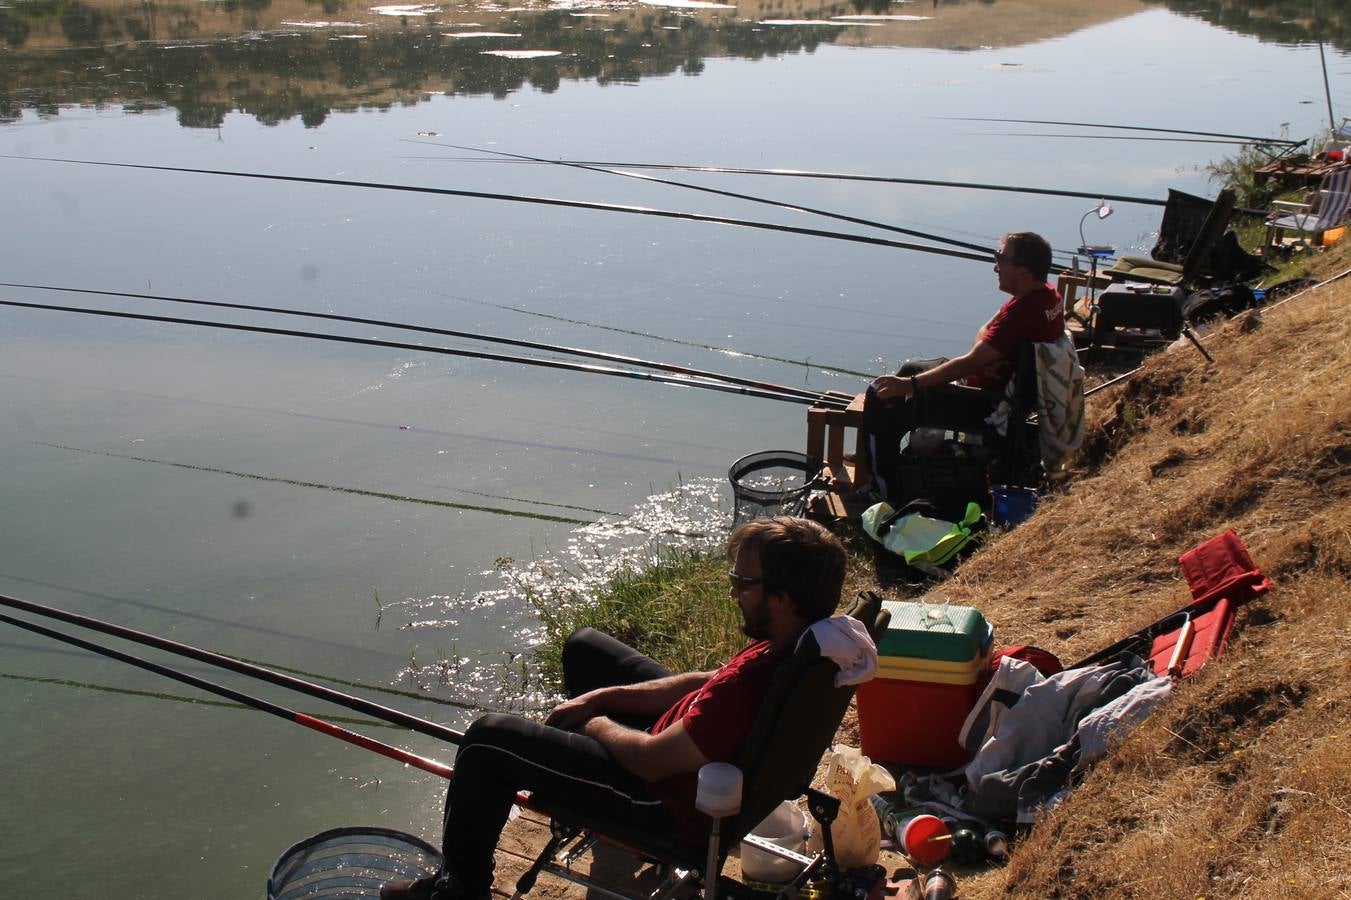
[379,873,491,900]
[380,876,442,900]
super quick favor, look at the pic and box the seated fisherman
[854,231,1065,500]
[382,516,850,900]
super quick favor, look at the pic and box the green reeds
[524,545,742,688]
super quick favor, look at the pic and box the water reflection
[2,0,1155,127]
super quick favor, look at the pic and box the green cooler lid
[878,600,991,662]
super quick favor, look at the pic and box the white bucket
[739,800,809,884]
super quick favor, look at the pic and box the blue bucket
[991,486,1038,528]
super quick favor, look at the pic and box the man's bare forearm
[583,716,707,782]
[591,671,713,715]
[546,670,713,729]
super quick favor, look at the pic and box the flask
[868,794,903,843]
[984,828,1010,862]
[921,868,956,900]
[867,796,950,865]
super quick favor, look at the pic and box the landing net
[267,827,442,900]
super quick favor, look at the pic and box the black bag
[1182,283,1258,324]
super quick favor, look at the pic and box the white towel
[799,616,878,687]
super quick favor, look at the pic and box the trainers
[380,876,441,900]
[380,873,491,900]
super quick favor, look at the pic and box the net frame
[728,450,824,523]
[267,826,442,900]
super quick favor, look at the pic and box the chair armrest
[1269,199,1312,217]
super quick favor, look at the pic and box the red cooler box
[857,600,992,769]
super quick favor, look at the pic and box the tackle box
[857,600,993,769]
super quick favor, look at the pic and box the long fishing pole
[0,610,456,779]
[418,140,998,257]
[434,157,1170,208]
[1314,0,1337,132]
[0,282,839,406]
[0,298,853,409]
[0,592,467,744]
[973,132,1263,145]
[932,117,1303,146]
[0,156,991,265]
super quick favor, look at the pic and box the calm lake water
[1,0,1346,896]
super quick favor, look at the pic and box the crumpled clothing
[905,652,1170,826]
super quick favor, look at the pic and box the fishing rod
[434,157,1170,208]
[0,156,992,265]
[974,132,1263,145]
[0,282,840,406]
[933,117,1303,146]
[0,298,853,409]
[415,140,999,257]
[0,610,456,779]
[0,592,467,744]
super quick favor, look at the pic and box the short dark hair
[1000,231,1053,281]
[727,516,846,623]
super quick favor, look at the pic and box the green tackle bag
[860,500,985,574]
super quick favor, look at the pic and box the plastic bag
[809,744,896,868]
[860,501,984,570]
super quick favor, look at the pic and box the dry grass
[919,246,1351,899]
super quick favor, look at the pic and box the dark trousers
[441,628,677,892]
[858,359,1001,500]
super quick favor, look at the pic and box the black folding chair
[512,591,889,900]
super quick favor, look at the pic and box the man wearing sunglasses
[383,516,848,900]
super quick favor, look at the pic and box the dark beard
[740,604,771,640]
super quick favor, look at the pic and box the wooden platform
[1254,156,1347,190]
[804,391,865,522]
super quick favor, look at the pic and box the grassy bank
[523,244,1351,897]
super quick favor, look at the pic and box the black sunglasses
[728,570,774,591]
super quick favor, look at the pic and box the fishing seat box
[856,600,992,769]
[1094,283,1184,341]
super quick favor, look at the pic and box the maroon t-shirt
[645,640,789,838]
[963,284,1065,391]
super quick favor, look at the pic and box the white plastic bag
[809,744,896,868]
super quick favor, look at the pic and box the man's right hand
[545,691,606,731]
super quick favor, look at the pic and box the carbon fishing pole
[0,282,841,406]
[0,298,853,409]
[0,156,992,265]
[434,157,1170,208]
[932,117,1303,146]
[973,133,1263,145]
[0,610,456,778]
[0,592,467,744]
[414,140,999,257]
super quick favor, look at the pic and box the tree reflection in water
[0,0,1345,129]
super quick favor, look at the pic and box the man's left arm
[873,341,1003,399]
[583,716,708,782]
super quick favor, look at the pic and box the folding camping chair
[1264,165,1351,252]
[1104,188,1237,288]
[513,591,890,900]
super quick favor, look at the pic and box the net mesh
[267,827,442,900]
[728,450,822,524]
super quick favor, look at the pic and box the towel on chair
[800,616,878,687]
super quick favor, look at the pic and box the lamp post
[1077,200,1115,342]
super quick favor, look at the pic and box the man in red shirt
[855,231,1065,500]
[382,517,847,900]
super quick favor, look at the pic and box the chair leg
[514,826,572,897]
